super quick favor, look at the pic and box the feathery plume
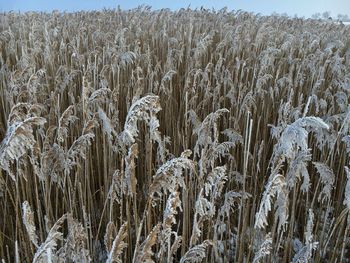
[0,117,46,180]
[134,223,161,263]
[22,201,39,247]
[106,222,128,263]
[180,240,212,263]
[253,233,272,263]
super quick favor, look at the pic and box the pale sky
[0,0,349,18]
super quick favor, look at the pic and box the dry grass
[0,7,350,262]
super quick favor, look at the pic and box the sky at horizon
[0,0,349,18]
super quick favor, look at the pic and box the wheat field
[0,7,350,262]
